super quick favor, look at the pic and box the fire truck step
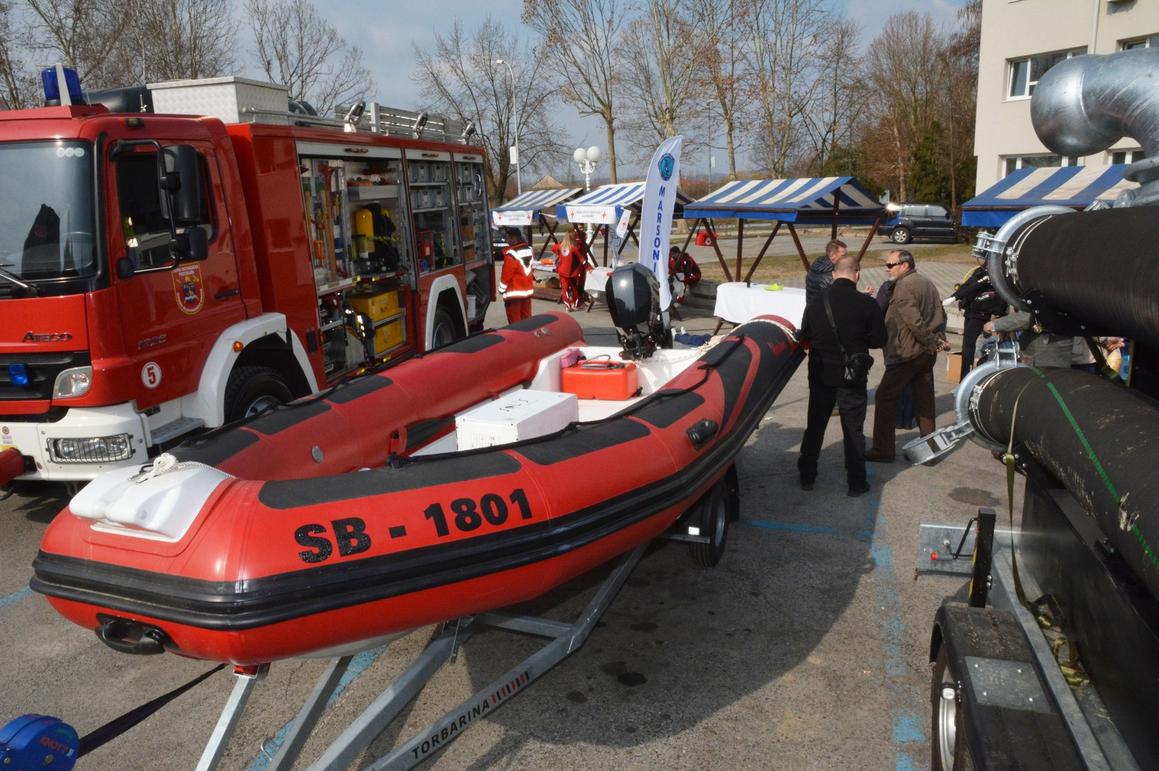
[150,417,206,446]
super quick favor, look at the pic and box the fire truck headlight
[50,435,133,463]
[53,366,93,398]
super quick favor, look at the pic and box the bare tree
[863,11,945,200]
[102,0,236,84]
[523,0,628,182]
[801,17,863,172]
[939,0,980,209]
[744,0,827,175]
[23,0,128,88]
[412,17,561,203]
[690,0,747,180]
[0,1,36,109]
[245,0,372,115]
[619,0,708,155]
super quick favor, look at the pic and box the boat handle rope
[131,452,216,483]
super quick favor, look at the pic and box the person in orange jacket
[498,227,535,323]
[551,227,592,311]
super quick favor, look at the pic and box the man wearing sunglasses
[866,249,949,462]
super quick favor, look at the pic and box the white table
[713,282,807,328]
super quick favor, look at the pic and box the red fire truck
[0,70,494,487]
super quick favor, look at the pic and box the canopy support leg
[788,224,810,272]
[857,211,886,262]
[734,219,745,280]
[707,219,731,282]
[742,221,781,284]
[536,220,560,260]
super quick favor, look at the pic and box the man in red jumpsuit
[498,227,536,323]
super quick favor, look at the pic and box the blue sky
[324,0,967,180]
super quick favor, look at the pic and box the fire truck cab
[0,71,494,485]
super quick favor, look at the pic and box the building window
[1007,47,1086,99]
[1121,35,1159,50]
[1109,149,1145,165]
[1003,154,1080,178]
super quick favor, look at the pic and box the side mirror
[158,145,202,225]
[170,227,209,262]
[116,255,136,279]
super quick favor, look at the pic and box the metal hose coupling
[902,341,1025,465]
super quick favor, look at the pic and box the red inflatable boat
[32,311,801,665]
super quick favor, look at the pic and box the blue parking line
[247,645,386,770]
[860,475,929,770]
[0,586,31,610]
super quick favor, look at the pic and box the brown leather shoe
[864,449,895,463]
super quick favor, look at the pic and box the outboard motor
[606,263,670,360]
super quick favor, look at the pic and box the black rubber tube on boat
[972,366,1159,603]
[1011,206,1159,345]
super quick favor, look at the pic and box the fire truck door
[112,145,245,408]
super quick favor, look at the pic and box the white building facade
[975,0,1159,192]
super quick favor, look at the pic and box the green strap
[1025,368,1159,574]
[1003,382,1032,604]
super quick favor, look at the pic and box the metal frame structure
[194,545,647,770]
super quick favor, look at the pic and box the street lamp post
[573,146,602,192]
[494,58,520,197]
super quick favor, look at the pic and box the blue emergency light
[40,65,85,107]
[8,363,29,388]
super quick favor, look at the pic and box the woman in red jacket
[551,228,588,311]
[498,228,535,323]
[668,247,701,304]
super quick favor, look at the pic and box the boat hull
[33,316,802,665]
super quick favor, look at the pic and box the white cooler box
[456,390,578,451]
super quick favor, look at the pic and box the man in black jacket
[798,255,888,496]
[805,239,847,306]
[946,261,1006,379]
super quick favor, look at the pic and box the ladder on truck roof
[246,102,474,143]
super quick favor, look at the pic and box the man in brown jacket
[866,249,950,461]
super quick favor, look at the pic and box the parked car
[878,203,957,244]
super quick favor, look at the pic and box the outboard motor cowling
[606,263,669,360]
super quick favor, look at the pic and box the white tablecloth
[714,282,807,327]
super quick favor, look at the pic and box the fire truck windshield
[0,140,97,296]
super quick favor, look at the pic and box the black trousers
[960,315,986,380]
[798,379,868,489]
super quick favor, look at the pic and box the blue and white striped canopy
[684,177,883,224]
[961,165,1138,228]
[492,187,583,226]
[557,182,692,225]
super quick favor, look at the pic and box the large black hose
[974,366,1159,603]
[1013,206,1159,345]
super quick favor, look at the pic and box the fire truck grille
[0,353,90,401]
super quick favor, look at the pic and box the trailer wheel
[931,645,973,771]
[431,308,459,349]
[689,483,729,567]
[224,366,291,423]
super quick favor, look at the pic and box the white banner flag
[638,135,683,310]
[610,207,633,262]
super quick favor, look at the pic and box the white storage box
[456,390,578,451]
[148,76,290,124]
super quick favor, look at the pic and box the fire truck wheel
[225,366,292,423]
[431,308,459,349]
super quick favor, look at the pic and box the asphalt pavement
[0,277,1015,770]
